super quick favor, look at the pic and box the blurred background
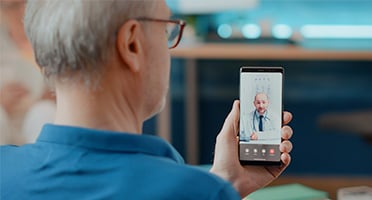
[0,0,370,199]
[143,0,372,196]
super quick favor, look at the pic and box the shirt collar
[254,110,268,118]
[37,124,184,164]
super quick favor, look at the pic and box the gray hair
[24,0,157,86]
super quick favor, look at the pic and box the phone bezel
[239,66,284,166]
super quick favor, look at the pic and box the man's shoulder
[0,144,36,185]
[0,144,23,153]
[0,144,240,199]
[247,110,256,117]
[266,111,279,121]
[0,144,37,164]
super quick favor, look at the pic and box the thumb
[220,100,240,139]
[214,100,240,162]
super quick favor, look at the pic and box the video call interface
[239,69,282,162]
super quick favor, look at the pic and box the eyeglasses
[136,17,186,49]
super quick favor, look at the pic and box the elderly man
[0,0,293,199]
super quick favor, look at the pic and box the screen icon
[269,149,275,154]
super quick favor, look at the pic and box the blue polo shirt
[1,124,240,200]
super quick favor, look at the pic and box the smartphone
[239,67,283,165]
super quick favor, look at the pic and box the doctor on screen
[241,92,279,142]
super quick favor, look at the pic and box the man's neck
[53,81,143,134]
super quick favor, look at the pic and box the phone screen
[239,67,283,165]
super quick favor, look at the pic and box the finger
[281,125,293,140]
[213,100,241,164]
[220,100,240,135]
[234,100,240,134]
[283,111,292,125]
[281,153,291,165]
[280,140,293,153]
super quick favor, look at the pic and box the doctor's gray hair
[24,0,156,86]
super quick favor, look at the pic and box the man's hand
[210,100,293,198]
[250,132,258,140]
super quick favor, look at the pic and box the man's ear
[116,20,144,73]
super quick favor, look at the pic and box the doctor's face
[253,93,269,115]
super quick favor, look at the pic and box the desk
[269,176,372,200]
[157,43,372,164]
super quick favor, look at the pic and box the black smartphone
[239,67,283,165]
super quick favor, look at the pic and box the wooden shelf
[171,43,372,61]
